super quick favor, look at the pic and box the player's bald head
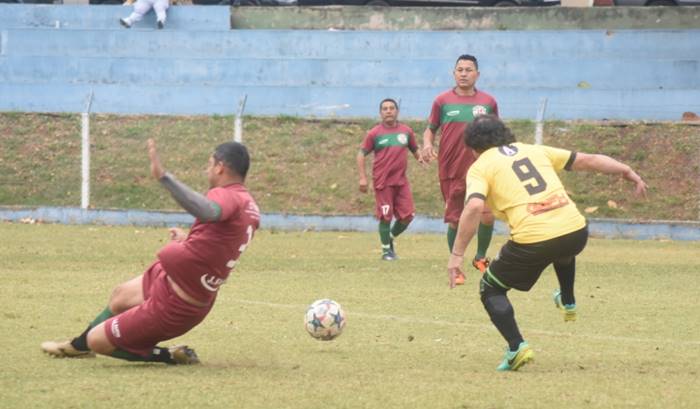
[213,142,250,179]
[464,115,516,153]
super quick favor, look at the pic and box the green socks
[379,221,391,253]
[390,220,410,238]
[476,222,494,260]
[447,223,494,258]
[90,307,114,328]
[111,347,174,364]
[447,225,457,252]
[71,306,114,351]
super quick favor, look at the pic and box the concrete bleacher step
[1,54,697,91]
[2,26,698,60]
[0,81,690,118]
[0,4,231,31]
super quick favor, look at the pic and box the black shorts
[487,226,589,291]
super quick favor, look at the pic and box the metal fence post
[234,94,248,143]
[80,90,94,209]
[535,97,548,145]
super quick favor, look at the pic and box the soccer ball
[304,299,346,341]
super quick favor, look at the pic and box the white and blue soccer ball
[304,299,346,341]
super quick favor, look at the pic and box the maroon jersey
[157,183,260,304]
[428,89,498,180]
[360,122,418,190]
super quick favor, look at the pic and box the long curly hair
[464,115,516,153]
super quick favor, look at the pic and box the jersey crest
[472,105,488,117]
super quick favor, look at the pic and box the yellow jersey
[466,142,586,244]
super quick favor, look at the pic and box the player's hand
[169,227,187,242]
[633,179,648,199]
[447,267,464,289]
[415,152,427,167]
[359,178,368,193]
[147,138,166,180]
[624,170,648,199]
[421,145,437,163]
[447,254,464,289]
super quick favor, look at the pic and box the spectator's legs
[153,0,170,25]
[124,0,154,25]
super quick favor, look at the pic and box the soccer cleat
[553,289,577,322]
[157,20,164,29]
[381,250,397,261]
[496,341,534,371]
[472,257,490,273]
[169,345,200,365]
[119,18,131,28]
[454,270,465,285]
[41,340,95,359]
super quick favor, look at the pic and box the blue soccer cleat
[496,341,534,372]
[553,289,577,322]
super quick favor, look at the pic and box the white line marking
[235,299,700,347]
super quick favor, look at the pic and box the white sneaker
[41,340,95,358]
[119,18,131,28]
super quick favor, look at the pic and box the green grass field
[2,222,699,408]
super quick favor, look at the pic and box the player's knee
[482,293,512,317]
[398,215,414,225]
[554,256,575,268]
[86,325,113,355]
[109,284,134,314]
[480,210,495,225]
[480,276,511,316]
[108,286,124,313]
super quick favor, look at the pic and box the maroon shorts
[440,178,466,224]
[374,184,415,223]
[104,262,213,357]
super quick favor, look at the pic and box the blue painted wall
[4,206,700,241]
[1,5,699,120]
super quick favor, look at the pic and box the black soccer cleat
[169,345,200,365]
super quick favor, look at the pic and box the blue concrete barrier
[1,5,698,120]
[2,81,696,119]
[3,206,700,241]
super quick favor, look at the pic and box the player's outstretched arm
[147,139,221,222]
[147,138,166,180]
[571,152,648,198]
